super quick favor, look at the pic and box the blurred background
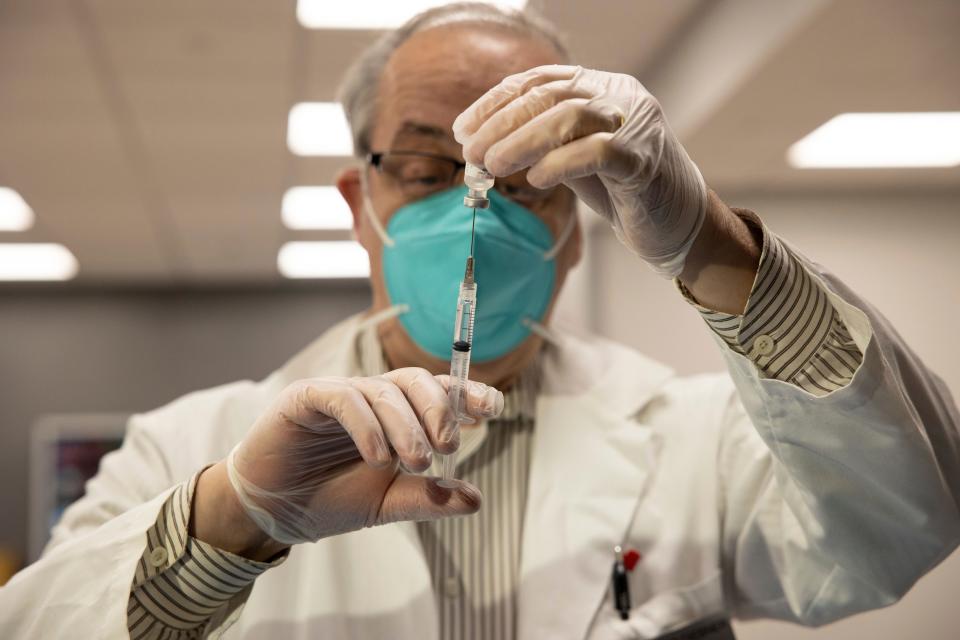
[0,0,958,637]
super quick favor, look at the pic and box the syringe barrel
[448,350,470,419]
[438,276,479,489]
[448,279,477,420]
[452,280,477,346]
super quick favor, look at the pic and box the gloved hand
[453,65,707,278]
[225,368,504,545]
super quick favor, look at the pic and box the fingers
[453,64,580,143]
[526,131,637,190]
[376,474,482,526]
[461,80,591,169]
[287,371,504,476]
[480,98,624,177]
[433,374,505,420]
[384,368,504,454]
[292,380,392,469]
[383,367,457,455]
[349,376,434,473]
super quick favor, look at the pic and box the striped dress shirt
[127,214,863,638]
[683,211,863,396]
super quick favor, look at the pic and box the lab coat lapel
[517,332,672,640]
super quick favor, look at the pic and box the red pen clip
[623,548,642,572]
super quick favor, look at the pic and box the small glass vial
[463,163,494,209]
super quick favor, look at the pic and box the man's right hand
[190,368,504,559]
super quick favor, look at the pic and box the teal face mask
[369,185,572,362]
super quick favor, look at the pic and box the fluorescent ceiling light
[282,186,354,230]
[788,112,960,169]
[287,102,353,156]
[0,187,35,231]
[297,0,528,29]
[0,243,78,281]
[278,241,369,278]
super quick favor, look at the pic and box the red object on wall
[623,549,641,572]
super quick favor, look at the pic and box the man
[3,3,959,639]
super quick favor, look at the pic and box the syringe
[437,256,477,488]
[437,162,492,489]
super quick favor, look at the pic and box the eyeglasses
[368,151,465,201]
[367,150,557,207]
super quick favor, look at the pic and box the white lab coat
[3,264,960,640]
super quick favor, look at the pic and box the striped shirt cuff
[128,471,286,639]
[680,209,864,396]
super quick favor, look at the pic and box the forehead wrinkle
[388,122,459,156]
[398,121,448,138]
[387,69,479,114]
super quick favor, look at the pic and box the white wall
[562,191,960,640]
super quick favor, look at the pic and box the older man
[3,3,959,640]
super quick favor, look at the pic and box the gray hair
[337,2,570,158]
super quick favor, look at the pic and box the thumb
[376,474,482,525]
[566,175,615,222]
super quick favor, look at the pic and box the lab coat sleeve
[709,227,960,625]
[0,403,277,639]
[0,413,181,638]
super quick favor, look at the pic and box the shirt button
[443,576,461,598]
[753,334,776,357]
[148,547,169,568]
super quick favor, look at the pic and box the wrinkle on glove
[225,372,500,546]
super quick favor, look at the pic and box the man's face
[338,24,582,376]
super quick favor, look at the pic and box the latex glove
[453,65,707,278]
[226,368,504,545]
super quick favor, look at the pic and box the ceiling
[683,0,960,194]
[0,0,956,286]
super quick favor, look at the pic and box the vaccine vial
[463,163,494,209]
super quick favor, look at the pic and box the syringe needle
[470,207,477,257]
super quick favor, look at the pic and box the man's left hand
[453,64,707,279]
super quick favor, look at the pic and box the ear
[335,166,364,236]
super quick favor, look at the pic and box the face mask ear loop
[359,168,396,248]
[522,317,561,347]
[355,304,409,334]
[543,208,578,261]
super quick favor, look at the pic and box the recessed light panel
[788,112,960,168]
[287,102,354,157]
[282,187,354,230]
[278,241,369,278]
[0,243,78,281]
[0,187,35,231]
